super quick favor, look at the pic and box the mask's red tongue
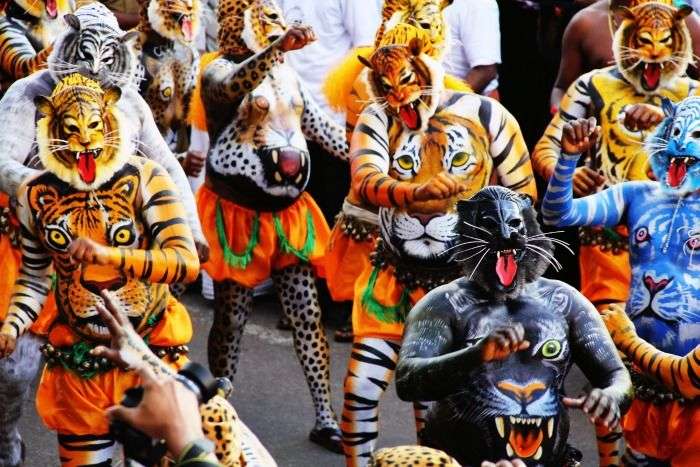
[496,252,517,287]
[399,104,419,130]
[181,17,193,42]
[643,63,661,90]
[77,152,96,184]
[45,0,57,18]
[509,426,544,458]
[668,158,687,188]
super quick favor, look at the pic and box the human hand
[600,303,636,345]
[480,324,530,362]
[573,167,605,196]
[563,388,620,430]
[182,150,205,178]
[0,332,17,358]
[481,459,527,467]
[414,172,468,202]
[561,117,600,156]
[623,104,664,132]
[68,238,110,266]
[279,25,316,52]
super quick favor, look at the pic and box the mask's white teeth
[75,152,81,160]
[506,443,514,457]
[535,418,541,427]
[533,446,543,460]
[660,62,665,70]
[509,416,516,424]
[547,417,554,438]
[271,149,278,164]
[495,417,505,438]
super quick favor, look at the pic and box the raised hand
[561,117,600,156]
[623,103,664,132]
[573,166,605,196]
[563,388,621,430]
[68,237,110,266]
[279,25,316,52]
[414,172,468,202]
[480,323,530,362]
[182,150,205,178]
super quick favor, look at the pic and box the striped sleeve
[541,152,629,228]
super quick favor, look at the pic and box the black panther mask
[453,186,554,299]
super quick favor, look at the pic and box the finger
[504,327,520,350]
[581,118,590,138]
[562,123,574,143]
[94,303,121,336]
[562,396,584,408]
[90,346,121,363]
[100,290,128,327]
[517,340,531,351]
[591,396,610,421]
[106,404,138,425]
[481,462,496,467]
[587,116,597,134]
[512,460,527,467]
[582,390,601,413]
[512,323,525,342]
[573,121,583,142]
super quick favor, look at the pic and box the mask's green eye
[451,152,470,167]
[540,339,562,359]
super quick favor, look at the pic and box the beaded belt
[626,361,687,405]
[579,226,628,254]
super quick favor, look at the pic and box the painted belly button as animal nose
[266,147,308,186]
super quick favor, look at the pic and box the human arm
[0,186,52,355]
[298,83,349,160]
[395,288,529,402]
[69,160,200,284]
[602,304,700,399]
[113,12,141,30]
[541,118,632,228]
[350,106,467,208]
[550,12,586,111]
[0,18,53,80]
[564,288,633,427]
[466,65,498,94]
[456,0,501,94]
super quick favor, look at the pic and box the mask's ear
[441,0,454,9]
[610,0,635,20]
[675,4,693,21]
[517,193,533,209]
[103,86,122,107]
[408,37,424,57]
[64,13,80,31]
[357,54,373,69]
[456,200,478,231]
[121,30,140,45]
[34,95,54,118]
[661,97,676,118]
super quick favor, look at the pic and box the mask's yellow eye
[381,77,393,89]
[397,155,414,171]
[47,228,69,250]
[451,152,470,167]
[540,339,562,359]
[113,226,134,246]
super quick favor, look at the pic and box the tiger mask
[612,0,693,94]
[13,0,72,20]
[146,0,202,44]
[358,38,443,132]
[34,73,128,191]
[218,0,286,56]
[378,0,453,59]
[379,114,491,264]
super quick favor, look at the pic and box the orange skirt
[36,297,192,435]
[0,194,56,336]
[325,223,376,302]
[579,244,630,309]
[352,263,426,341]
[197,185,330,288]
[622,399,700,465]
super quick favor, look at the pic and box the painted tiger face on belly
[379,110,491,263]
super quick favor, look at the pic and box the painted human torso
[587,67,696,184]
[422,278,585,466]
[623,183,700,354]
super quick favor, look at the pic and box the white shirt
[443,0,501,94]
[279,0,381,123]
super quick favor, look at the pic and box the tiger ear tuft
[408,37,424,57]
[120,30,140,45]
[610,0,635,19]
[34,96,53,118]
[661,97,676,118]
[103,87,122,107]
[357,54,373,69]
[675,4,693,21]
[64,13,80,31]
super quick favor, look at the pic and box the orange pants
[324,223,376,302]
[197,185,330,288]
[36,297,192,435]
[579,244,630,309]
[352,263,426,341]
[622,399,700,465]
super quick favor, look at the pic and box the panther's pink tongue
[496,252,517,287]
[643,63,661,90]
[399,104,418,130]
[46,0,57,18]
[668,158,687,188]
[77,152,96,184]
[181,17,193,42]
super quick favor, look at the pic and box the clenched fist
[480,323,530,362]
[563,388,621,430]
[561,117,600,156]
[279,25,316,52]
[68,237,110,266]
[414,172,468,202]
[624,103,664,132]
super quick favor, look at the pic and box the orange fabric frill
[188,51,220,132]
[197,185,330,288]
[36,297,192,435]
[352,262,425,341]
[622,399,700,465]
[324,223,376,302]
[579,244,631,309]
[0,193,56,335]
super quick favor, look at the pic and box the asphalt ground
[20,289,598,466]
